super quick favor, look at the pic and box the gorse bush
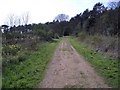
[18,54,28,62]
[2,53,28,67]
[2,45,21,56]
[2,56,17,67]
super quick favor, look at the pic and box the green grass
[69,37,119,88]
[2,40,59,88]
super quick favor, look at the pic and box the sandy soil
[39,37,109,88]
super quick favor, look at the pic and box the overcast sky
[0,0,118,25]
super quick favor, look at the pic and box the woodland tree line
[1,2,119,61]
[1,2,119,43]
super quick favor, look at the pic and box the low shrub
[108,38,117,50]
[18,54,28,62]
[91,35,102,46]
[2,45,21,56]
[2,52,29,67]
[78,32,87,41]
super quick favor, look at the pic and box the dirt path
[39,37,109,88]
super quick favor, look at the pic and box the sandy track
[39,37,109,88]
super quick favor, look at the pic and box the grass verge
[2,40,59,88]
[69,37,119,88]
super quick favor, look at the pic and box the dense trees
[67,2,119,36]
